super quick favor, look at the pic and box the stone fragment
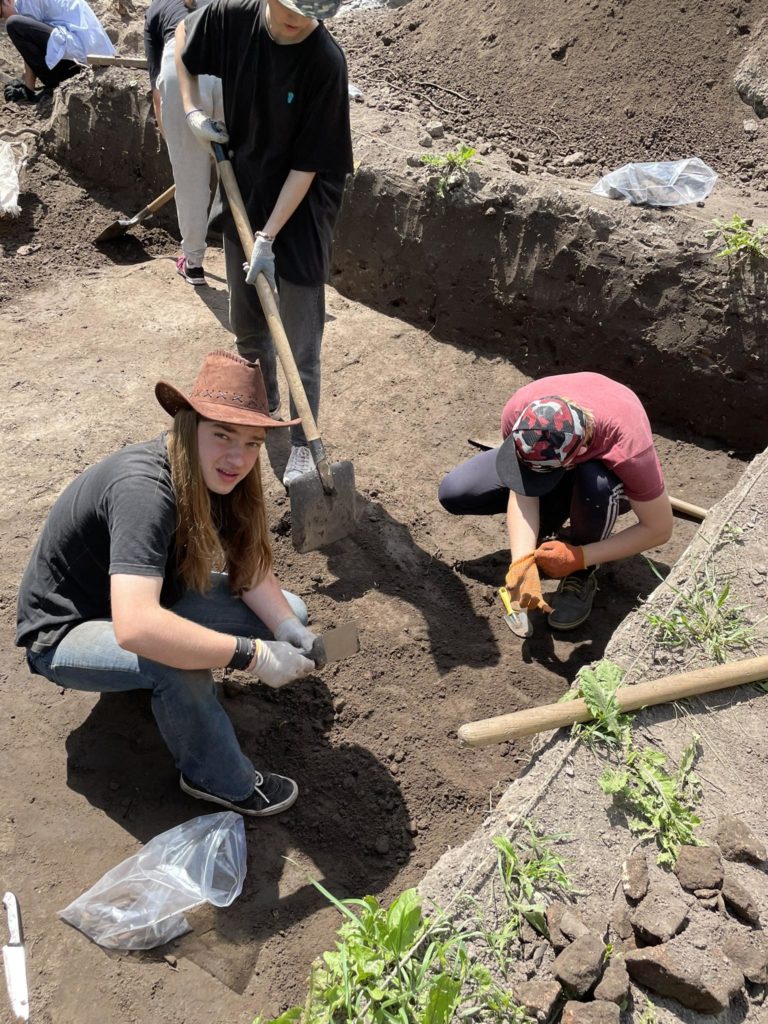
[406,154,422,168]
[374,835,390,855]
[626,938,744,1013]
[514,978,562,1022]
[743,119,760,135]
[621,851,649,901]
[630,888,689,944]
[425,121,444,139]
[553,933,605,996]
[715,815,767,864]
[546,901,570,950]
[722,929,768,984]
[560,909,590,942]
[594,958,630,1004]
[509,158,529,174]
[734,22,768,118]
[674,845,723,892]
[418,134,433,148]
[561,1000,619,1024]
[562,151,587,167]
[722,871,760,925]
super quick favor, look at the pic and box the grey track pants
[224,232,324,449]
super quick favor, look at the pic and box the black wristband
[228,636,256,671]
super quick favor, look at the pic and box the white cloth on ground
[156,39,223,267]
[16,0,114,68]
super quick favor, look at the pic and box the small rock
[509,157,529,174]
[722,871,760,925]
[425,121,444,139]
[630,888,689,944]
[546,901,570,950]
[611,905,635,945]
[594,959,630,1004]
[560,909,590,942]
[674,846,723,892]
[406,154,422,167]
[626,938,744,1014]
[561,1000,619,1024]
[563,151,587,167]
[374,835,390,855]
[514,978,561,1021]
[722,929,768,984]
[484,205,497,216]
[418,134,433,148]
[163,954,178,969]
[17,243,41,257]
[553,933,605,996]
[744,119,760,135]
[715,815,766,864]
[622,851,649,901]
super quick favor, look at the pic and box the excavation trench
[0,71,760,1022]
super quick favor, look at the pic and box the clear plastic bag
[59,812,246,949]
[591,157,718,207]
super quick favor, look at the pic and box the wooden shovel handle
[212,145,321,446]
[458,654,768,747]
[670,496,708,521]
[87,54,149,69]
[136,185,176,220]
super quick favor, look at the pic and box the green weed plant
[560,659,631,746]
[420,144,477,197]
[705,214,768,264]
[644,560,754,663]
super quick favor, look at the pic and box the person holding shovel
[174,0,353,486]
[438,372,673,630]
[16,350,320,816]
[0,0,114,103]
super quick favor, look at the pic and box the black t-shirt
[181,0,354,286]
[16,436,182,653]
[144,0,189,87]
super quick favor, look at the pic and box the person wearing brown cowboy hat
[16,351,319,816]
[174,0,353,487]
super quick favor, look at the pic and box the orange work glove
[535,540,586,579]
[505,553,553,614]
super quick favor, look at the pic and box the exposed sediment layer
[44,72,768,449]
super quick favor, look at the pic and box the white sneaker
[282,445,313,488]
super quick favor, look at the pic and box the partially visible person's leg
[6,16,81,90]
[438,448,510,516]
[224,232,280,411]
[278,279,324,450]
[548,461,624,631]
[171,573,308,634]
[28,620,257,801]
[158,41,216,280]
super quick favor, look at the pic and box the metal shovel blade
[289,459,357,553]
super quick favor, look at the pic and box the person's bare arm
[506,490,540,560]
[174,19,203,113]
[262,170,316,237]
[111,574,236,669]
[582,491,673,567]
[151,86,164,137]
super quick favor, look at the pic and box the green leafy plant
[643,560,754,663]
[636,998,659,1024]
[254,879,532,1024]
[560,659,631,746]
[420,143,477,196]
[704,214,768,263]
[600,734,703,865]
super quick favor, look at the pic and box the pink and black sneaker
[176,255,206,287]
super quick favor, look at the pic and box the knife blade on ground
[310,622,360,668]
[3,892,29,1022]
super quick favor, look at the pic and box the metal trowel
[498,587,533,639]
[310,622,360,668]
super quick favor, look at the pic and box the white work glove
[244,234,276,289]
[273,616,318,655]
[185,108,229,144]
[248,639,314,688]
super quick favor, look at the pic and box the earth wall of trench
[44,73,768,450]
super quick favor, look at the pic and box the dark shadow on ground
[64,672,411,990]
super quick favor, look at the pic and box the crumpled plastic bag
[59,812,246,949]
[591,157,718,207]
[0,141,23,217]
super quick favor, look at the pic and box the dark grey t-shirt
[16,436,182,653]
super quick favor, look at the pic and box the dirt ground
[0,0,764,1021]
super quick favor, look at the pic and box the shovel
[210,141,356,553]
[94,184,176,242]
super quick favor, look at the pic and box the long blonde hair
[167,409,273,594]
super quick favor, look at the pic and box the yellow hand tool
[498,586,533,639]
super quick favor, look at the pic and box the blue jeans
[27,574,308,802]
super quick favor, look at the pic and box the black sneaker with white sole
[547,570,598,631]
[180,770,298,816]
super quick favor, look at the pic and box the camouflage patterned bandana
[275,0,342,17]
[511,397,588,471]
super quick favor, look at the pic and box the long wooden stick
[87,55,149,69]
[669,495,708,521]
[458,654,768,747]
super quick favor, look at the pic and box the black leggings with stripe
[438,447,626,545]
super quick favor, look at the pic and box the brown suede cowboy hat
[155,350,298,428]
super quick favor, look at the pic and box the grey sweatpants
[224,232,324,448]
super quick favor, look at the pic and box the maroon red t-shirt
[501,373,666,503]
